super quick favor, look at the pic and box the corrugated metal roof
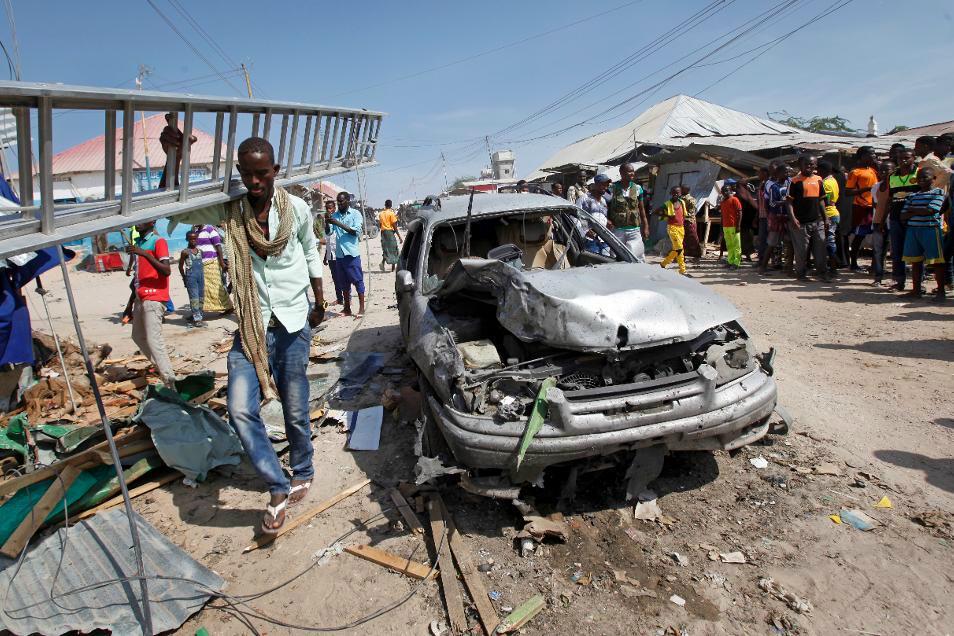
[888,120,954,138]
[33,113,226,177]
[0,508,224,636]
[525,95,873,179]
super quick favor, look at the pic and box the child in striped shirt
[900,167,947,302]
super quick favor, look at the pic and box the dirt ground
[29,239,954,635]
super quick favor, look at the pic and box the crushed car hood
[438,259,740,351]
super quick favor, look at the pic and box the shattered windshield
[421,208,629,294]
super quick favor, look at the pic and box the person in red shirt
[720,184,743,269]
[126,220,177,388]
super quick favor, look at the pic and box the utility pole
[241,63,254,98]
[440,152,449,192]
[485,135,493,167]
[135,65,153,190]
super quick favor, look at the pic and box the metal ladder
[0,81,385,258]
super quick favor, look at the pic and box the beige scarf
[224,186,294,401]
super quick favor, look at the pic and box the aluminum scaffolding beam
[0,81,384,259]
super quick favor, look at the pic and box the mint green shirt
[173,191,322,332]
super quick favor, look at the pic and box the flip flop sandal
[261,498,288,535]
[288,480,312,505]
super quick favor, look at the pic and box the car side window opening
[400,227,422,276]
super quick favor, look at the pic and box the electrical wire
[331,0,649,99]
[495,0,830,147]
[488,0,732,139]
[497,0,808,143]
[694,0,855,96]
[2,0,20,80]
[143,0,245,96]
[1,478,447,635]
[0,37,15,80]
[163,0,266,98]
[395,0,824,192]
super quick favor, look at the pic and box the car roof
[416,193,577,226]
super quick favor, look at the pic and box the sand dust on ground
[29,242,954,635]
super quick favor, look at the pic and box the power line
[694,0,855,96]
[330,0,649,99]
[489,0,732,139]
[402,0,852,192]
[2,0,20,80]
[500,0,809,142]
[497,0,809,145]
[143,0,245,96]
[164,0,267,98]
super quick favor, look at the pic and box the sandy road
[24,238,954,634]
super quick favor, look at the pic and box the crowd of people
[545,134,954,299]
[737,135,952,300]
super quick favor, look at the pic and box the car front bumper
[426,365,778,476]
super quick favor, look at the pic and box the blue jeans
[825,215,839,258]
[888,219,907,286]
[227,321,314,495]
[184,267,204,322]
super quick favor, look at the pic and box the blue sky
[4,0,952,203]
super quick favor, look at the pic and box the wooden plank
[67,470,181,524]
[436,494,499,635]
[344,544,436,580]
[699,152,750,179]
[243,478,372,553]
[187,388,219,406]
[102,377,148,394]
[427,497,468,635]
[0,426,149,497]
[0,464,82,557]
[496,595,545,633]
[389,488,425,535]
[102,355,148,366]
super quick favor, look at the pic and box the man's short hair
[337,190,351,200]
[818,159,833,173]
[916,135,936,147]
[385,199,392,207]
[237,137,276,163]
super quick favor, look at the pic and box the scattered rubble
[758,577,813,614]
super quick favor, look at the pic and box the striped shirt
[901,188,945,227]
[195,225,223,262]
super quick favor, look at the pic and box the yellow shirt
[822,176,839,218]
[378,208,398,231]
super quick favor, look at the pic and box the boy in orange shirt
[844,146,878,271]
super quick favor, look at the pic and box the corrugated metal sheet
[526,94,872,179]
[23,113,226,177]
[889,119,954,138]
[0,508,224,636]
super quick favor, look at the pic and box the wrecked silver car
[395,193,777,490]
